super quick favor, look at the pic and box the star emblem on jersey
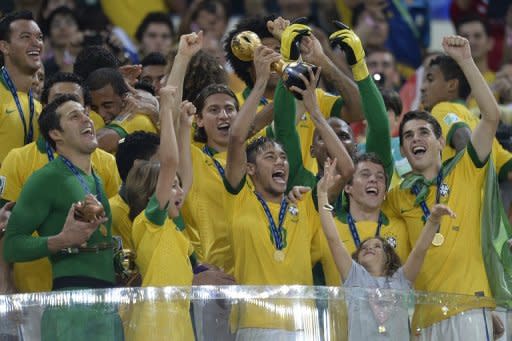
[386,236,397,249]
[439,183,450,197]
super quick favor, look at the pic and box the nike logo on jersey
[5,108,16,114]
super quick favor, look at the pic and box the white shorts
[414,308,493,341]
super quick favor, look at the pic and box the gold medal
[274,250,285,262]
[432,233,444,246]
[99,224,108,237]
[378,325,386,334]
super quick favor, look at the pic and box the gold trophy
[231,31,317,100]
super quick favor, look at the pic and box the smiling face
[196,92,237,151]
[50,100,97,155]
[311,118,356,169]
[89,84,123,124]
[167,175,184,218]
[420,64,454,111]
[248,141,289,200]
[0,19,43,75]
[345,160,387,211]
[140,64,165,94]
[400,118,444,174]
[357,238,387,273]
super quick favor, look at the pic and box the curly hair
[352,237,402,277]
[224,14,276,88]
[184,50,228,102]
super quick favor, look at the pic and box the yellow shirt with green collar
[109,192,133,250]
[181,145,233,273]
[382,143,494,329]
[0,137,121,293]
[431,100,512,182]
[127,194,194,341]
[105,112,158,140]
[236,87,344,175]
[224,177,320,330]
[0,77,42,165]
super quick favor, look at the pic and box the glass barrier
[0,286,506,340]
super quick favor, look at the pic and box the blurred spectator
[42,6,82,77]
[352,4,389,50]
[135,12,174,59]
[73,45,119,81]
[177,0,229,41]
[140,52,166,94]
[182,50,228,102]
[366,47,401,91]
[31,64,45,100]
[450,0,510,71]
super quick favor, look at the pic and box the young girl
[317,158,455,340]
[125,86,195,340]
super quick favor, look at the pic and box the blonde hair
[125,160,160,221]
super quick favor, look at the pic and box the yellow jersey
[383,144,494,328]
[90,110,105,131]
[181,145,233,273]
[128,194,194,340]
[224,179,320,330]
[106,112,158,138]
[0,79,42,164]
[431,100,512,181]
[236,87,344,174]
[109,192,133,250]
[0,137,121,293]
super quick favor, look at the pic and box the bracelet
[322,203,334,211]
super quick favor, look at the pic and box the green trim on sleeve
[445,121,470,148]
[265,124,274,138]
[172,213,185,231]
[467,141,489,168]
[498,158,512,182]
[0,198,9,208]
[329,97,344,119]
[189,252,198,268]
[144,194,169,226]
[223,175,246,195]
[105,124,128,138]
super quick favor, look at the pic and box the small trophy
[74,193,105,222]
[231,31,317,100]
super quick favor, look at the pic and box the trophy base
[282,62,318,100]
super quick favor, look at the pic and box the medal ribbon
[347,212,384,248]
[411,170,443,223]
[1,67,35,144]
[254,192,288,250]
[59,155,102,202]
[46,141,54,162]
[202,145,225,177]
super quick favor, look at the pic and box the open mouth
[412,146,426,156]
[27,50,41,59]
[217,122,230,133]
[272,169,286,184]
[81,126,94,136]
[174,199,182,208]
[365,186,379,196]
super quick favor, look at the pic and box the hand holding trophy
[230,21,318,100]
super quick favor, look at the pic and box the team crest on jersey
[288,205,299,222]
[443,113,460,126]
[386,236,397,249]
[0,176,5,196]
[439,183,450,198]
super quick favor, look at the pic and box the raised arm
[443,36,500,161]
[290,67,355,185]
[402,204,456,282]
[300,34,364,122]
[177,100,196,195]
[225,46,280,188]
[154,86,179,208]
[316,158,353,281]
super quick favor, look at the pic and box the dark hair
[193,83,238,143]
[177,0,229,37]
[184,50,228,102]
[116,131,160,181]
[135,12,174,43]
[381,89,402,117]
[0,10,34,41]
[42,6,80,37]
[429,55,471,100]
[126,160,160,221]
[246,136,284,164]
[366,46,394,60]
[38,94,81,149]
[455,14,490,37]
[73,46,120,80]
[85,67,129,96]
[224,15,276,88]
[134,80,156,96]
[140,52,166,67]
[41,72,90,106]
[398,110,442,146]
[352,236,402,277]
